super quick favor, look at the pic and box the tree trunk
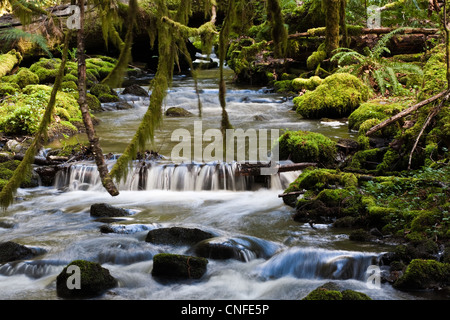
[325,0,340,57]
[77,0,119,197]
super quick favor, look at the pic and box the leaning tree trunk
[77,0,119,196]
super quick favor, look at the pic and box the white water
[0,69,425,301]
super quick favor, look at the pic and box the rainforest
[0,0,449,307]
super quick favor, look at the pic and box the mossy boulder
[277,130,337,166]
[294,73,370,119]
[151,253,208,280]
[10,68,39,88]
[89,83,119,103]
[29,58,60,84]
[122,84,149,97]
[56,260,118,298]
[348,99,410,132]
[165,107,193,117]
[292,76,323,91]
[0,82,20,98]
[394,259,450,291]
[145,227,215,246]
[419,44,447,100]
[303,283,372,300]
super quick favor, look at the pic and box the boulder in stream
[122,84,149,97]
[165,107,193,117]
[145,226,216,246]
[56,260,118,298]
[90,203,131,218]
[151,253,208,280]
[0,241,43,263]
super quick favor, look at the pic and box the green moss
[292,76,323,91]
[0,50,22,78]
[418,44,447,100]
[348,99,409,132]
[303,288,343,300]
[341,289,372,300]
[306,49,326,70]
[60,81,78,92]
[294,73,370,119]
[90,83,119,102]
[29,58,61,84]
[278,130,337,166]
[394,259,450,290]
[10,68,39,88]
[0,82,20,98]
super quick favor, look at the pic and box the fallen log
[289,27,439,39]
[237,162,317,176]
[278,190,305,198]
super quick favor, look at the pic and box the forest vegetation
[0,0,450,297]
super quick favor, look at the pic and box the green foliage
[294,72,370,119]
[0,28,52,58]
[278,130,337,166]
[394,259,450,290]
[0,49,21,78]
[9,67,39,88]
[331,28,423,96]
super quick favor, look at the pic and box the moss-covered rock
[165,107,193,117]
[0,241,36,263]
[10,68,39,88]
[294,73,370,119]
[0,82,20,98]
[277,130,337,166]
[151,253,208,280]
[29,58,61,84]
[89,83,119,103]
[394,259,450,290]
[56,260,118,298]
[291,76,323,91]
[302,283,372,300]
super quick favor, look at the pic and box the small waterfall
[54,161,297,192]
[255,247,381,281]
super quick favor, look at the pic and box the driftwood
[289,27,439,39]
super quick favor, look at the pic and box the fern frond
[0,28,53,58]
[372,27,406,59]
[373,68,386,94]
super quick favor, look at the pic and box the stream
[0,65,428,301]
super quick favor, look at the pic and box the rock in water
[145,227,216,246]
[56,260,118,298]
[90,203,131,217]
[151,253,208,280]
[0,241,35,263]
[122,84,149,97]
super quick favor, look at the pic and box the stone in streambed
[145,226,216,246]
[122,84,149,97]
[0,241,44,263]
[151,253,208,280]
[165,107,193,117]
[90,203,131,218]
[56,260,118,298]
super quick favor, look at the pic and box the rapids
[0,66,426,301]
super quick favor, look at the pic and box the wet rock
[393,259,450,291]
[6,140,22,153]
[165,107,193,117]
[302,282,372,300]
[56,260,118,298]
[122,84,149,97]
[253,114,268,121]
[90,203,131,218]
[0,241,39,263]
[192,236,279,262]
[151,253,208,280]
[145,226,215,246]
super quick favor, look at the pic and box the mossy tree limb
[77,0,119,197]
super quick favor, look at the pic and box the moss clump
[306,48,326,70]
[291,76,323,91]
[0,50,22,78]
[303,284,372,300]
[151,253,208,280]
[56,260,118,298]
[394,259,450,290]
[294,73,370,119]
[10,68,39,88]
[278,130,337,166]
[89,83,119,103]
[418,44,447,100]
[165,107,193,117]
[0,160,37,190]
[348,99,410,132]
[0,84,81,136]
[0,82,20,98]
[29,58,61,84]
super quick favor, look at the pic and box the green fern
[331,27,423,96]
[0,28,53,58]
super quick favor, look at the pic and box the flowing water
[0,66,427,301]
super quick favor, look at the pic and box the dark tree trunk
[77,0,119,196]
